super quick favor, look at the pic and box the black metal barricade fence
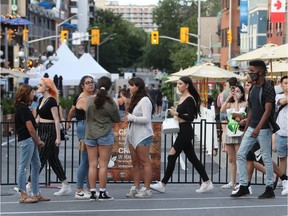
[0,120,266,186]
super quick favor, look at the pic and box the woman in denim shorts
[67,75,95,199]
[121,77,154,198]
[85,76,121,201]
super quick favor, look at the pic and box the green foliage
[161,77,176,104]
[1,98,14,115]
[59,96,74,110]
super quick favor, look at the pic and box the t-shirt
[37,97,58,120]
[15,104,37,141]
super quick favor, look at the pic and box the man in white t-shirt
[275,76,288,194]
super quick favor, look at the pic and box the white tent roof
[78,53,111,79]
[28,44,93,86]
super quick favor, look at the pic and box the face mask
[235,92,242,100]
[249,73,259,81]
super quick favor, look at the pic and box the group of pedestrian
[217,60,287,198]
[14,60,287,204]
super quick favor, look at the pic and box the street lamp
[40,45,59,69]
[97,33,117,63]
[55,14,81,48]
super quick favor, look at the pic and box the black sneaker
[258,186,275,199]
[89,191,97,201]
[230,185,250,197]
[98,191,114,201]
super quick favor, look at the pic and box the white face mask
[235,92,242,100]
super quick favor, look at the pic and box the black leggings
[29,123,67,182]
[161,122,209,184]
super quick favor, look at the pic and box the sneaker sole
[150,187,165,193]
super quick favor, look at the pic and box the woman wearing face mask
[220,84,247,189]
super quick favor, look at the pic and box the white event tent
[78,53,111,79]
[28,44,110,86]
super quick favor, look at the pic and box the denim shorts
[138,136,153,147]
[85,129,114,146]
[219,112,227,121]
[276,134,288,158]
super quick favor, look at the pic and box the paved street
[1,183,287,216]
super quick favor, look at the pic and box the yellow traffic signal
[180,27,189,43]
[7,28,14,43]
[23,28,29,42]
[151,31,159,45]
[227,29,232,44]
[91,29,100,45]
[61,30,68,43]
[27,59,33,68]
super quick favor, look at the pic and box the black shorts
[246,142,264,165]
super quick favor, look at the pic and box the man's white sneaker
[75,190,91,199]
[281,180,288,196]
[196,181,213,193]
[54,183,72,196]
[126,186,139,198]
[231,185,253,195]
[135,187,152,198]
[150,181,166,193]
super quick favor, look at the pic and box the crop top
[37,97,58,120]
[176,96,197,122]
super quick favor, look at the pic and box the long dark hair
[14,84,33,106]
[94,76,113,109]
[127,77,155,114]
[78,75,94,92]
[179,76,201,118]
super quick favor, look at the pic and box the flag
[271,0,286,23]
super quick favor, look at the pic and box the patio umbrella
[0,17,9,23]
[231,43,278,62]
[267,61,288,77]
[261,43,288,60]
[7,17,33,25]
[171,62,242,81]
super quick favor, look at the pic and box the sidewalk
[1,183,287,216]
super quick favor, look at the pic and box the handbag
[162,110,180,134]
[60,124,69,141]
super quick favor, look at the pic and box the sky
[117,0,158,5]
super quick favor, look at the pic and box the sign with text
[107,122,161,182]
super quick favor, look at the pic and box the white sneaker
[221,182,236,189]
[126,186,139,198]
[54,183,72,196]
[135,187,152,198]
[150,181,166,193]
[196,181,213,193]
[231,185,253,195]
[26,183,33,197]
[75,190,91,199]
[281,180,288,196]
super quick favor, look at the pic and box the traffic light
[7,28,14,43]
[23,28,29,42]
[227,29,232,44]
[61,30,68,43]
[180,27,189,43]
[151,31,159,45]
[91,29,100,45]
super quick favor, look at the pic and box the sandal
[35,193,50,202]
[19,196,38,204]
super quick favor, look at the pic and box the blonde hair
[41,77,59,102]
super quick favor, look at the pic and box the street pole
[55,14,79,48]
[4,27,8,68]
[228,0,232,60]
[96,44,99,62]
[197,0,201,63]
